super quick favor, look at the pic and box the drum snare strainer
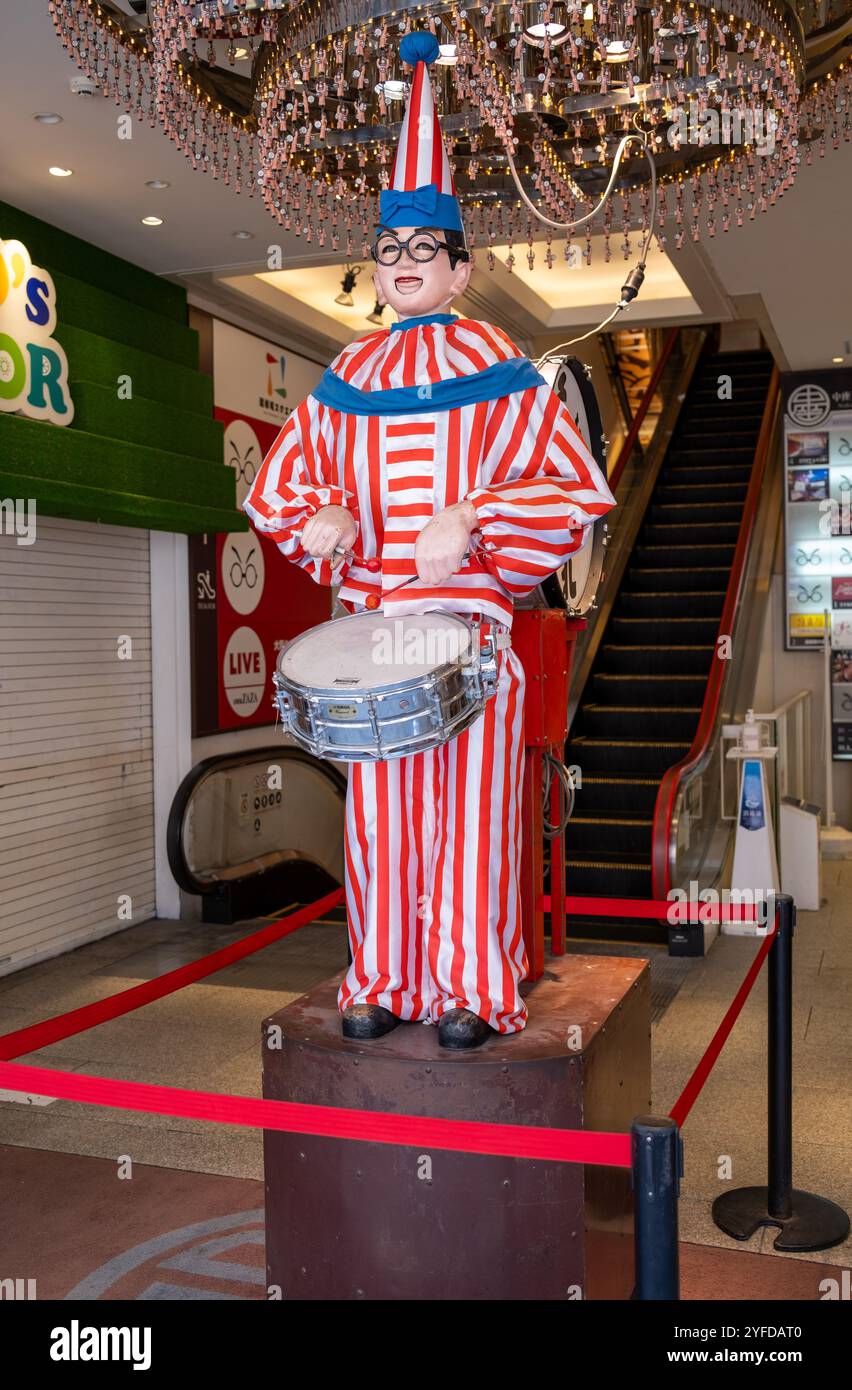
[273,610,506,761]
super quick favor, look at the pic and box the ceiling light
[605,41,631,63]
[141,215,163,226]
[376,80,406,101]
[833,356,844,363]
[234,47,249,60]
[145,179,170,189]
[34,112,63,124]
[436,44,458,66]
[366,299,386,326]
[526,22,567,39]
[49,166,73,177]
[233,230,255,240]
[335,265,361,306]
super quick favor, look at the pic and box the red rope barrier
[0,1059,631,1168]
[668,917,778,1129]
[540,893,760,922]
[0,889,344,1061]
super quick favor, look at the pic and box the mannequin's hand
[301,505,357,559]
[415,501,477,586]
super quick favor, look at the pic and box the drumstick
[295,528,492,601]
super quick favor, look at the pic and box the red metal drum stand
[511,609,585,979]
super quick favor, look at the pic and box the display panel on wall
[0,201,240,534]
[190,321,329,736]
[781,368,852,760]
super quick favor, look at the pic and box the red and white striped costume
[244,316,615,1031]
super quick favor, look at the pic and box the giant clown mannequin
[244,31,616,1050]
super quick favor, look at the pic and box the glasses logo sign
[224,418,262,508]
[221,530,265,616]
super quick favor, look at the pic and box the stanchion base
[713,1187,850,1253]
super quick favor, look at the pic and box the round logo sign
[224,417,262,508]
[223,625,266,718]
[787,384,831,428]
[221,530,265,616]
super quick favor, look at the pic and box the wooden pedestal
[263,954,650,1301]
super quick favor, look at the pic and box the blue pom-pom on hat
[399,31,440,66]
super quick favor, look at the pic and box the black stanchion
[632,1115,682,1300]
[712,892,850,1251]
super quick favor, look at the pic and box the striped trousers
[338,644,529,1033]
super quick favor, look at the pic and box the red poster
[213,406,329,730]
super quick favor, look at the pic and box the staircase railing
[650,364,783,901]
[567,326,707,729]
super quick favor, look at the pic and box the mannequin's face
[372,226,473,318]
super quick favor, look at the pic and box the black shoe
[341,1004,402,1040]
[437,1008,493,1051]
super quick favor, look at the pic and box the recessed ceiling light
[141,216,163,227]
[832,356,844,363]
[145,179,170,190]
[49,166,73,177]
[234,47,249,59]
[233,230,254,240]
[34,112,63,124]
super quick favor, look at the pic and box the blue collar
[389,313,459,334]
[312,356,546,416]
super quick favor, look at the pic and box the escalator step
[649,502,743,524]
[679,408,762,423]
[609,615,721,643]
[641,523,741,546]
[574,775,660,815]
[660,464,753,484]
[568,816,654,856]
[635,544,736,567]
[564,858,653,898]
[616,590,726,617]
[626,565,732,591]
[598,644,714,674]
[591,672,708,704]
[566,735,692,775]
[580,704,702,739]
[668,447,755,464]
[655,483,748,504]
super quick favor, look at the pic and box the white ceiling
[1,0,848,369]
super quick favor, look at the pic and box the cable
[542,752,576,839]
[505,129,659,360]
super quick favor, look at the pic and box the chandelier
[48,1,850,268]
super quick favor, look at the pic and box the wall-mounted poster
[781,368,852,760]
[190,321,329,736]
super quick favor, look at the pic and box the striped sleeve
[242,396,358,588]
[465,384,616,598]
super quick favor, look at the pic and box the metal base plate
[712,1186,850,1253]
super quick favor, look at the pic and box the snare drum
[273,611,503,762]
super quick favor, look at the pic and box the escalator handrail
[607,326,680,493]
[650,362,781,899]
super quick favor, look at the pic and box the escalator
[563,345,778,946]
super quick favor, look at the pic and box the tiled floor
[651,856,852,1271]
[0,862,849,1284]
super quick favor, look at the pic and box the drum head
[532,354,607,614]
[279,611,473,691]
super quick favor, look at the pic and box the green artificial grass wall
[0,199,246,534]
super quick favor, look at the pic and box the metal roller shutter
[0,517,155,974]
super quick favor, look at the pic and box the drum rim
[276,608,479,698]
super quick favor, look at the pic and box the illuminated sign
[782,368,852,759]
[0,237,74,426]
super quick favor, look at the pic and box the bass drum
[520,354,608,614]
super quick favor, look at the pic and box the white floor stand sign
[726,711,779,936]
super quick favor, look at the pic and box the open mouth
[394,275,423,293]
